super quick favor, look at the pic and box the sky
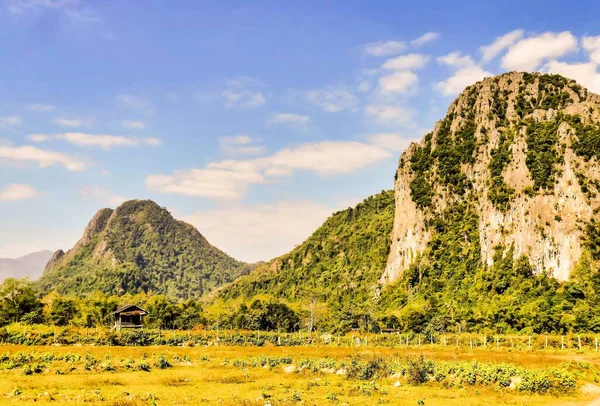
[1,0,600,263]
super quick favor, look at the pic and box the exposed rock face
[43,249,65,274]
[384,72,600,284]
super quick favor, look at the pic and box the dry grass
[0,344,599,405]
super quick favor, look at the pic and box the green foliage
[0,279,42,326]
[566,114,600,162]
[525,117,563,191]
[48,297,79,326]
[488,129,515,211]
[37,200,251,300]
[219,191,395,330]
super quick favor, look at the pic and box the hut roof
[112,304,148,316]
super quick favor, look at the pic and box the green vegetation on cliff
[218,190,395,329]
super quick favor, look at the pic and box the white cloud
[7,0,74,13]
[182,201,336,262]
[218,135,266,157]
[410,32,440,48]
[116,94,152,109]
[436,65,492,96]
[357,80,371,93]
[545,60,600,94]
[367,133,419,152]
[305,86,360,112]
[362,40,406,57]
[377,71,419,94]
[222,90,266,109]
[30,104,55,112]
[28,134,51,143]
[0,145,85,171]
[267,113,310,129]
[147,140,391,200]
[0,116,23,128]
[436,52,492,96]
[583,36,600,65]
[502,31,578,71]
[438,51,476,68]
[480,29,524,62]
[364,105,414,127]
[146,168,265,200]
[382,54,430,71]
[28,132,161,150]
[51,118,86,128]
[0,184,38,202]
[144,137,162,146]
[122,120,145,129]
[80,186,128,206]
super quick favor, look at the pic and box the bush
[406,356,432,385]
[154,355,171,369]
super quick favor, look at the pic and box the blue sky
[1,0,600,262]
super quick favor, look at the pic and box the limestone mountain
[38,200,251,300]
[385,71,600,285]
[0,250,53,282]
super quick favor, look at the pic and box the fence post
[578,335,582,351]
[469,338,473,350]
[545,335,548,349]
[528,336,531,349]
[483,335,486,348]
[418,334,421,347]
[495,335,499,349]
[561,336,564,350]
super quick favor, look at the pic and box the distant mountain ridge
[0,250,53,282]
[38,200,251,300]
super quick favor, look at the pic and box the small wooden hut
[112,304,148,330]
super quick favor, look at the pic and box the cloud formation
[436,52,492,96]
[183,201,337,262]
[362,40,406,57]
[382,54,430,71]
[146,140,391,200]
[0,144,85,171]
[410,32,440,48]
[28,132,161,150]
[267,113,310,129]
[305,86,360,112]
[218,135,267,157]
[0,183,38,202]
[364,105,414,127]
[501,31,578,71]
[480,29,524,62]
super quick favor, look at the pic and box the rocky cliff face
[384,72,600,284]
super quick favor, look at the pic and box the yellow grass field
[2,343,600,405]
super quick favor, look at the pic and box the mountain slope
[38,200,251,300]
[0,250,53,282]
[218,191,394,312]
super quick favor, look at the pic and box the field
[3,329,600,405]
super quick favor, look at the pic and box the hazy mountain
[0,250,53,282]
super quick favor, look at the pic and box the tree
[48,297,79,326]
[0,278,42,325]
